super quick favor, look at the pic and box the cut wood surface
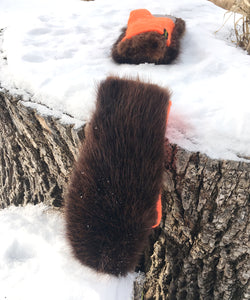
[0,91,249,299]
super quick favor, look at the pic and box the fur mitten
[65,77,171,276]
[112,9,185,65]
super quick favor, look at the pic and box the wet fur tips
[112,17,185,65]
[65,77,170,276]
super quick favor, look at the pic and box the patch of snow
[0,204,135,300]
[21,100,85,129]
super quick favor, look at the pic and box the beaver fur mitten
[112,9,185,65]
[65,77,171,276]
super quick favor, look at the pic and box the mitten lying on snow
[65,77,171,276]
[112,9,185,65]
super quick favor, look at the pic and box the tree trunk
[0,90,249,299]
[0,90,84,208]
[138,142,250,300]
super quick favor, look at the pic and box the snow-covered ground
[0,0,250,161]
[0,204,136,300]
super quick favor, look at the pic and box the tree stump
[140,142,250,300]
[0,90,84,208]
[0,90,249,299]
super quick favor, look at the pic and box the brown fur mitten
[65,77,171,276]
[112,9,185,65]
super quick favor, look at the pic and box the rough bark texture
[0,90,84,208]
[139,142,250,300]
[0,91,249,299]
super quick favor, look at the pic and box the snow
[0,204,135,300]
[0,0,250,161]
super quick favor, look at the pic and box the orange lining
[152,100,172,228]
[121,9,175,47]
[152,195,162,228]
[167,100,172,123]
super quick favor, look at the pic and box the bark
[0,90,84,208]
[0,90,249,299]
[138,142,250,300]
[208,0,250,17]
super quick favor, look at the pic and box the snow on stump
[0,91,249,299]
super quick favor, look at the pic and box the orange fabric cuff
[121,9,175,47]
[152,100,172,228]
[167,100,172,123]
[152,195,162,228]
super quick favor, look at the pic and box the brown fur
[112,18,185,65]
[65,77,170,276]
[117,31,167,63]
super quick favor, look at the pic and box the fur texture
[112,17,185,65]
[65,77,170,276]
